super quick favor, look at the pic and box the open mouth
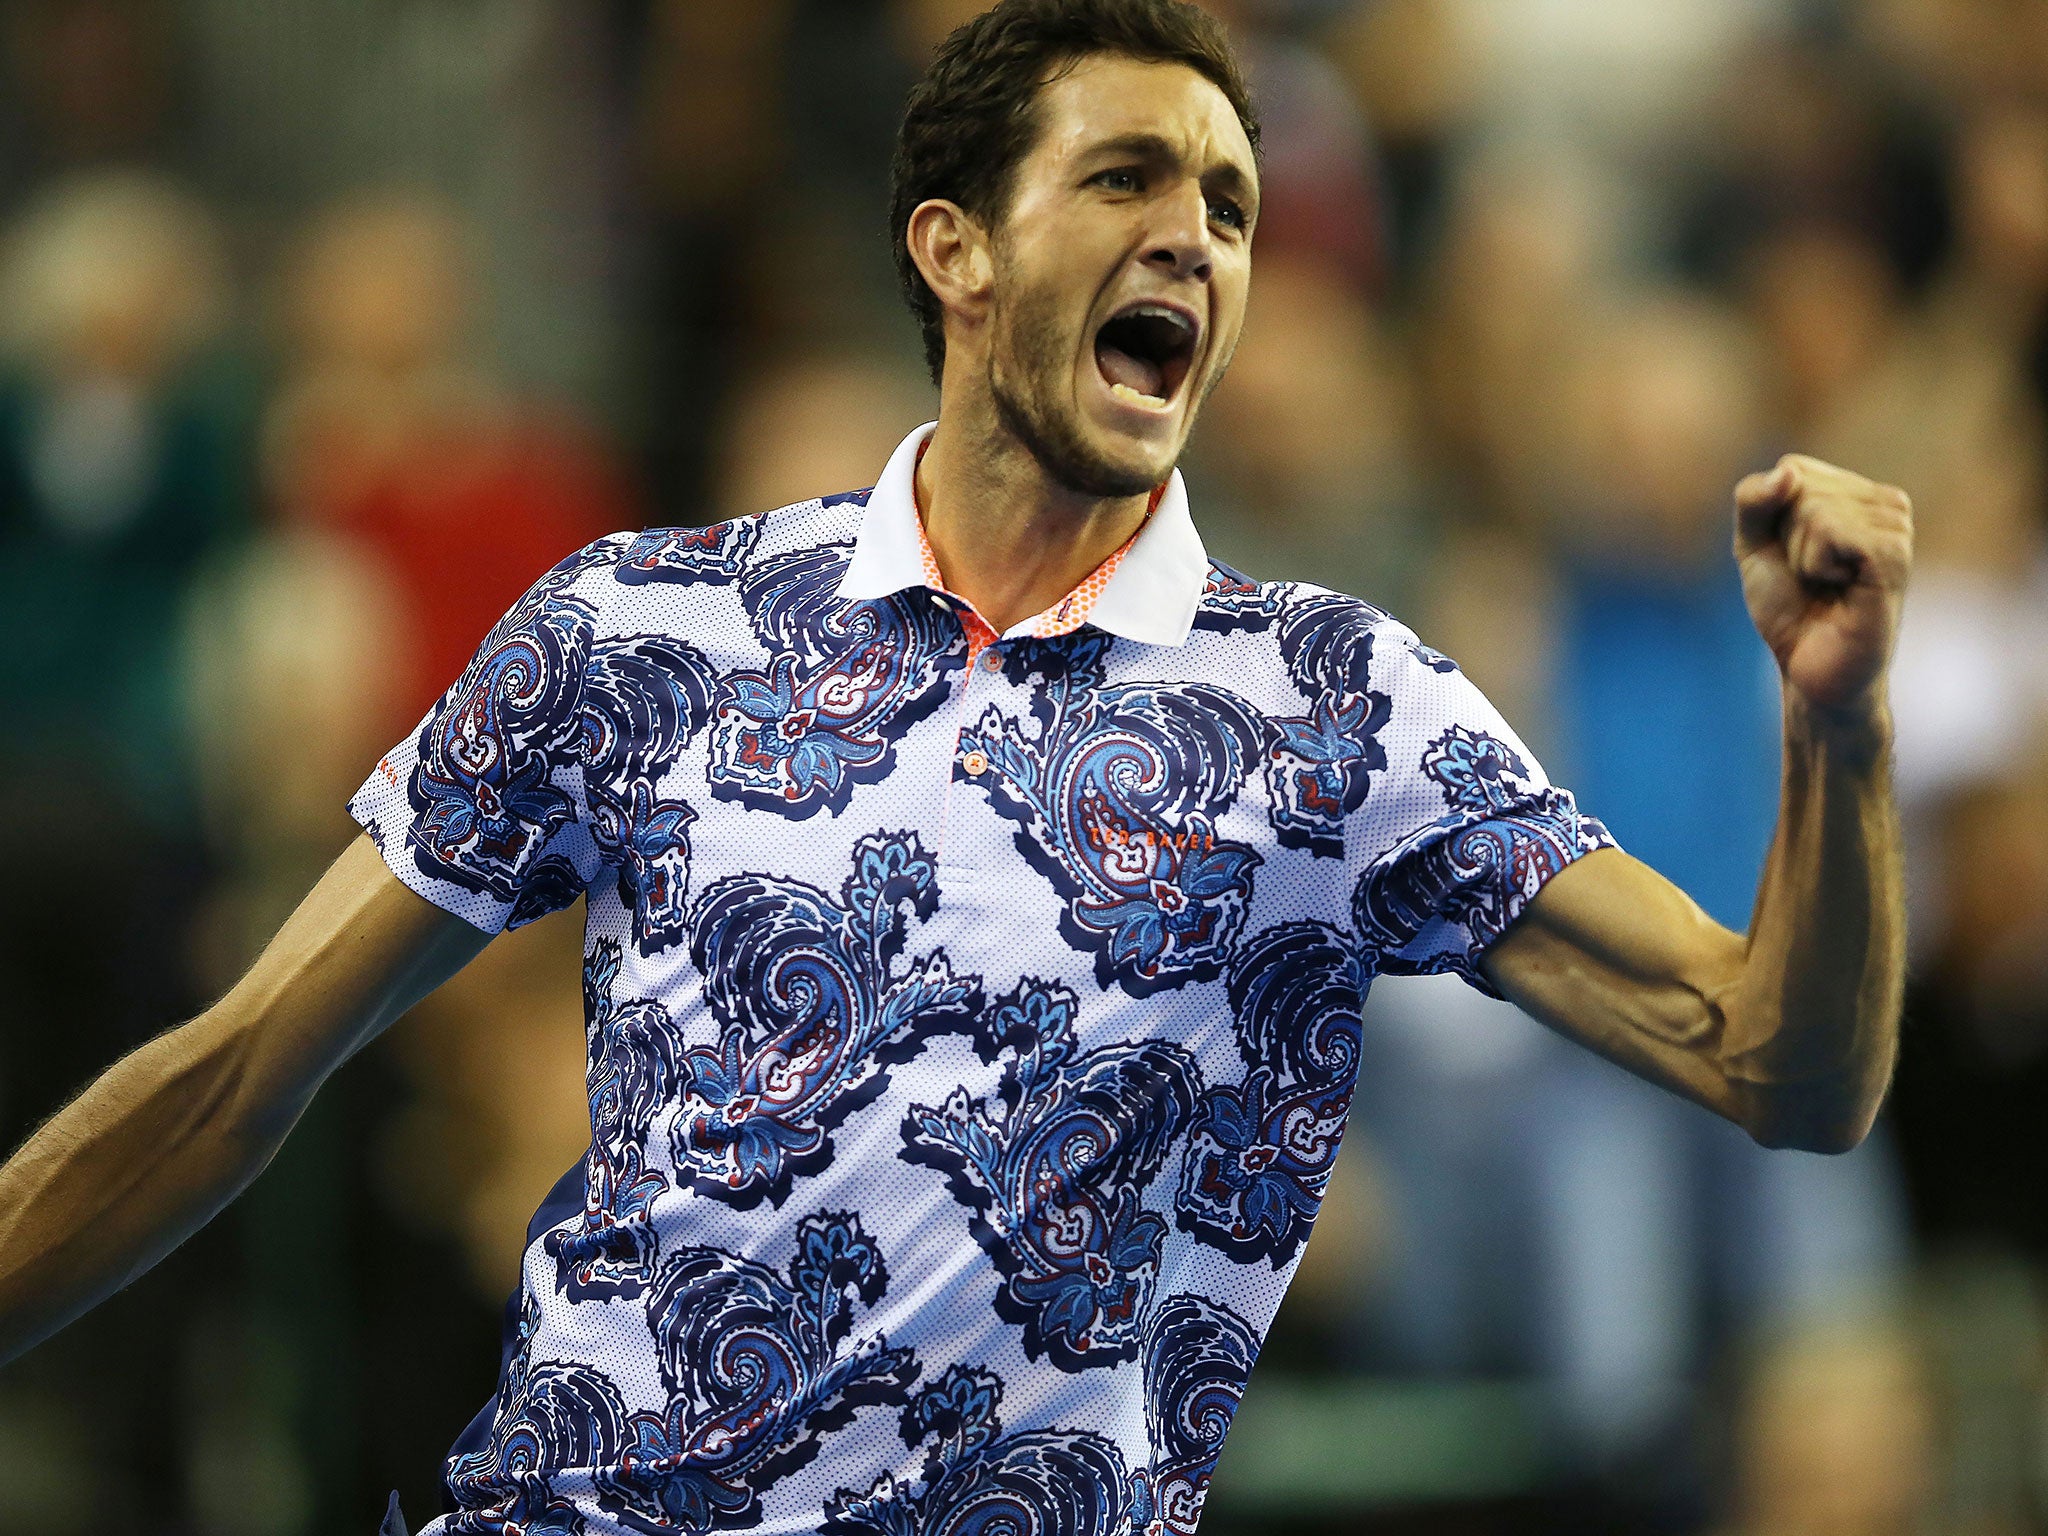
[1095,301,1199,409]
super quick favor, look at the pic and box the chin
[1080,422,1181,493]
[992,372,1177,500]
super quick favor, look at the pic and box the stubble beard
[986,273,1164,501]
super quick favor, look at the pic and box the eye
[1209,197,1247,233]
[1091,167,1142,194]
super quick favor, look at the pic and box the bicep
[1478,845,1749,1121]
[211,834,493,1133]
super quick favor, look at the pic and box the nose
[1141,181,1214,284]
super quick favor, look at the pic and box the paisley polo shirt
[349,421,1614,1536]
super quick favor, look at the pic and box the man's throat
[913,438,1161,636]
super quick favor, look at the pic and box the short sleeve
[349,545,613,935]
[1346,623,1615,994]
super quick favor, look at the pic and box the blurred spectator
[1205,0,1390,293]
[0,165,253,1533]
[1804,101,2048,950]
[1544,292,1778,922]
[1447,0,1798,161]
[1717,1323,1935,1536]
[1323,0,1477,288]
[1413,148,1617,527]
[1677,27,1949,295]
[266,189,633,728]
[0,167,248,812]
[1892,751,2048,1259]
[1192,252,1427,611]
[253,187,611,1299]
[184,528,409,975]
[1331,289,1910,1529]
[1745,222,1907,443]
[712,350,936,517]
[1537,294,1908,1496]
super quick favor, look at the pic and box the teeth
[1125,303,1193,337]
[1110,381,1166,406]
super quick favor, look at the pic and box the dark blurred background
[1,0,2045,1532]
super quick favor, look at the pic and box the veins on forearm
[1726,695,1903,1104]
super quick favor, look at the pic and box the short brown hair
[889,0,1259,384]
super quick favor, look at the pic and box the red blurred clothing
[286,396,633,725]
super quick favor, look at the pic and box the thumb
[1735,458,1800,551]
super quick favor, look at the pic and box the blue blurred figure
[1348,292,1907,1520]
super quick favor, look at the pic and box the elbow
[1737,1080,1884,1155]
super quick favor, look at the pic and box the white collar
[834,422,1210,648]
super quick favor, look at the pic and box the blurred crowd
[4,0,2048,1533]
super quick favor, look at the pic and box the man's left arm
[1482,454,1913,1152]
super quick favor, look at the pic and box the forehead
[1024,53,1257,187]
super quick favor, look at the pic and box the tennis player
[0,2,1910,1532]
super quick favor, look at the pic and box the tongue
[1098,342,1165,400]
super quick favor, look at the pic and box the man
[0,2,1911,1532]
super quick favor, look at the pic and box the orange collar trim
[910,443,1163,647]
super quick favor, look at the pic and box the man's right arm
[0,833,490,1366]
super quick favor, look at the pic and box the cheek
[996,274,1084,371]
[1208,278,1251,367]
[1204,317,1245,386]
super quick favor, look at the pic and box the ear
[906,198,996,338]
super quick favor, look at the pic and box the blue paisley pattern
[902,982,1201,1370]
[581,634,720,952]
[1353,724,1611,980]
[346,475,1615,1536]
[1189,560,1289,635]
[1179,923,1366,1268]
[1264,595,1393,858]
[601,1212,918,1535]
[508,853,595,930]
[545,941,680,1301]
[675,831,982,1208]
[823,1367,1132,1536]
[408,565,595,905]
[709,545,958,817]
[446,1294,630,1536]
[406,542,719,939]
[1404,636,1460,674]
[962,635,1265,995]
[616,518,762,587]
[1128,1297,1259,1536]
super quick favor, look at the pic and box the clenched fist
[1734,454,1914,718]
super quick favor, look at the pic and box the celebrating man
[0,2,1909,1532]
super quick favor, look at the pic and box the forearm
[1724,692,1905,1149]
[0,1008,299,1366]
[0,835,489,1367]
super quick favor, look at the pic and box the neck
[916,392,1155,633]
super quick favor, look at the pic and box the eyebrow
[1082,131,1258,208]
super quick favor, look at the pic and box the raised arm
[0,834,490,1365]
[1483,455,1912,1152]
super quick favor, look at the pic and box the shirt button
[962,750,989,777]
[981,651,1003,674]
